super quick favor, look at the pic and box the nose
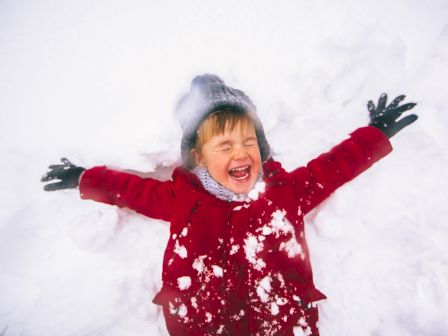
[232,145,248,160]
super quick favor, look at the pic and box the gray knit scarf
[192,166,265,202]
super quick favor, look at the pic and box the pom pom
[191,74,224,89]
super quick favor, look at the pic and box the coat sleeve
[290,126,393,215]
[79,166,174,221]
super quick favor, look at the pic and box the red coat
[79,126,392,335]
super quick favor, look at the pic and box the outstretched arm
[41,158,85,191]
[41,158,175,221]
[368,93,418,138]
[291,94,418,215]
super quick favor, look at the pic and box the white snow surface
[1,0,448,335]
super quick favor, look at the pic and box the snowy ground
[1,0,448,335]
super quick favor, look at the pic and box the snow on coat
[79,126,392,335]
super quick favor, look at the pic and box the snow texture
[247,181,266,201]
[212,265,224,278]
[256,276,272,303]
[1,0,448,335]
[244,234,266,271]
[177,276,191,291]
[192,255,206,275]
[173,240,187,259]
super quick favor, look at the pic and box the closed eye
[213,141,232,152]
[244,137,258,147]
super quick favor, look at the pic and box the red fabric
[79,126,392,335]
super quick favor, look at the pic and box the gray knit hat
[176,74,271,169]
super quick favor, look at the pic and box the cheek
[250,149,262,166]
[206,155,230,177]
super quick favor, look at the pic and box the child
[41,74,417,335]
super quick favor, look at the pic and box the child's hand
[41,158,85,191]
[368,93,418,138]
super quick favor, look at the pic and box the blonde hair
[194,108,256,155]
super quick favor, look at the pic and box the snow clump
[248,181,266,201]
[192,255,206,274]
[178,304,188,318]
[256,276,272,302]
[230,244,240,255]
[244,234,266,270]
[174,240,188,259]
[177,276,192,290]
[212,265,223,277]
[271,302,279,316]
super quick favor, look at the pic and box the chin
[227,177,257,195]
[229,186,250,195]
[226,164,260,195]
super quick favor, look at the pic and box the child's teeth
[229,165,250,180]
[231,165,248,172]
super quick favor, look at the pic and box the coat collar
[171,158,287,199]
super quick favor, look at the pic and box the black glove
[368,93,418,138]
[41,158,85,191]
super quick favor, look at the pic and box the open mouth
[228,165,251,181]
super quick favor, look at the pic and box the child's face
[194,122,262,195]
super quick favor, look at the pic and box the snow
[177,276,191,291]
[294,317,313,335]
[279,237,305,260]
[256,276,272,303]
[260,209,305,259]
[177,304,187,318]
[294,325,312,336]
[230,244,240,255]
[205,312,212,323]
[212,265,224,278]
[173,240,187,259]
[270,302,280,316]
[276,297,288,306]
[1,0,448,335]
[190,297,198,310]
[216,324,225,334]
[259,276,272,292]
[244,234,266,270]
[180,227,188,237]
[247,181,266,201]
[192,255,206,274]
[270,210,291,236]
